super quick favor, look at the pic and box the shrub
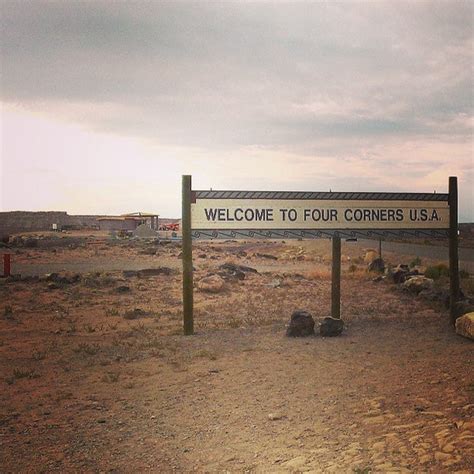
[410,256,422,268]
[425,264,449,280]
[348,264,358,273]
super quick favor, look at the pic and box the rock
[114,285,131,294]
[256,253,278,260]
[320,317,344,337]
[47,282,60,290]
[267,413,284,421]
[140,247,157,255]
[45,272,60,282]
[198,253,207,258]
[197,275,225,293]
[266,279,281,288]
[455,313,474,340]
[45,272,80,285]
[402,276,434,295]
[364,250,378,264]
[286,310,315,337]
[123,270,138,278]
[219,262,258,274]
[389,264,410,284]
[217,267,245,281]
[453,300,474,320]
[217,262,259,281]
[138,267,172,277]
[368,258,385,273]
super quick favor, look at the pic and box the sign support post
[182,175,194,335]
[331,235,341,319]
[448,176,460,325]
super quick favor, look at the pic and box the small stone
[268,413,284,421]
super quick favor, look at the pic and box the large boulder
[320,317,344,337]
[286,310,315,337]
[455,313,474,340]
[402,276,434,295]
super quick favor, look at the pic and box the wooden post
[331,235,341,319]
[182,175,194,335]
[378,238,382,259]
[449,176,460,325]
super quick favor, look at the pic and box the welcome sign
[190,190,450,239]
[181,176,460,334]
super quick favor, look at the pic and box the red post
[3,254,11,277]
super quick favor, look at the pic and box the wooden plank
[449,176,460,325]
[182,175,194,335]
[331,235,341,319]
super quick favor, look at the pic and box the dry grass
[304,269,331,280]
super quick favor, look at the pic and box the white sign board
[192,199,449,230]
[190,190,450,239]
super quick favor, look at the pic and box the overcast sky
[1,1,473,220]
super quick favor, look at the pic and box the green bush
[425,264,449,280]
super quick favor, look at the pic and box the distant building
[97,212,159,231]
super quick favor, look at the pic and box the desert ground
[0,232,473,473]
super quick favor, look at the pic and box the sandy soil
[0,237,473,473]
